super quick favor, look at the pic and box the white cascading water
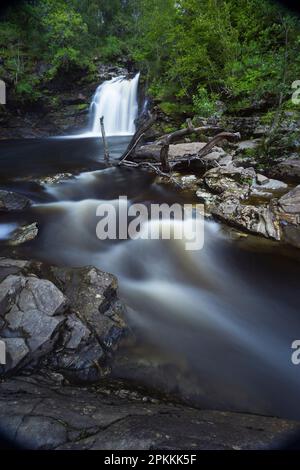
[88,72,140,137]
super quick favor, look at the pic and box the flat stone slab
[0,374,299,450]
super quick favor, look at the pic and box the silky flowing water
[1,135,300,421]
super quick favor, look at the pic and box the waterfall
[88,72,140,137]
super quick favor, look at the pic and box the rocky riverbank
[0,257,299,450]
[2,373,300,450]
[135,133,300,249]
[1,75,300,448]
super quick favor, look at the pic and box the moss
[260,111,275,125]
[74,103,89,111]
[159,102,178,116]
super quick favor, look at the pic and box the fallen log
[119,111,157,163]
[166,132,240,170]
[196,131,240,159]
[155,118,222,145]
[160,144,170,172]
[118,116,240,185]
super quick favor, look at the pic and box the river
[1,134,300,421]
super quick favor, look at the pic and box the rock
[218,154,233,166]
[34,173,73,186]
[173,174,199,191]
[8,223,38,246]
[98,64,129,81]
[236,139,261,152]
[0,260,128,382]
[196,189,217,213]
[281,224,300,249]
[0,273,67,374]
[256,174,269,184]
[273,186,300,248]
[258,179,288,191]
[0,190,31,212]
[135,142,226,165]
[269,156,300,183]
[211,199,281,240]
[250,178,288,199]
[46,266,127,349]
[4,338,29,370]
[278,185,300,215]
[0,374,299,450]
[204,165,256,199]
[203,166,282,240]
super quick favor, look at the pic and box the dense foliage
[1,0,300,115]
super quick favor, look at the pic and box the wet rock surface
[164,153,299,246]
[269,156,300,183]
[8,223,39,246]
[0,373,299,450]
[0,190,31,212]
[0,258,128,382]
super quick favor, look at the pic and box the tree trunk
[100,116,110,162]
[160,144,170,172]
[119,112,157,163]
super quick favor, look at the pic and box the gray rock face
[204,164,300,245]
[0,274,66,372]
[269,156,300,183]
[279,185,300,215]
[34,172,73,186]
[0,190,31,212]
[254,178,287,192]
[211,197,281,240]
[0,374,299,450]
[276,186,300,248]
[250,177,288,200]
[46,266,127,352]
[135,142,227,168]
[204,166,282,240]
[204,165,256,199]
[0,259,128,381]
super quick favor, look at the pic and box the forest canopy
[1,0,300,115]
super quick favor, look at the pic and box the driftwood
[119,112,157,163]
[165,131,240,170]
[160,144,170,172]
[155,118,222,145]
[100,116,110,162]
[118,114,240,182]
[194,131,240,159]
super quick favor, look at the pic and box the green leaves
[1,0,300,115]
[192,87,219,117]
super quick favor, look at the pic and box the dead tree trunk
[155,119,222,145]
[119,112,157,163]
[160,144,170,172]
[100,116,110,162]
[197,132,240,159]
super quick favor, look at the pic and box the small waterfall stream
[88,72,140,136]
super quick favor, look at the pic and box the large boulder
[0,190,31,212]
[204,165,256,199]
[0,273,66,373]
[211,197,281,240]
[0,259,128,382]
[278,185,300,215]
[8,223,38,246]
[276,186,300,248]
[269,156,300,183]
[134,142,227,166]
[204,166,282,240]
